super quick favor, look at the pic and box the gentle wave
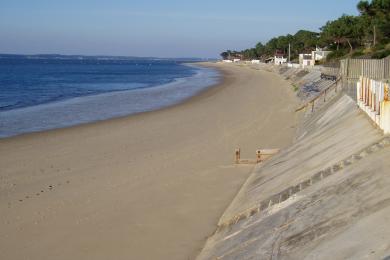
[0,65,220,138]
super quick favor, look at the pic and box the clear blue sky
[0,0,360,58]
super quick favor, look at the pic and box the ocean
[0,56,220,138]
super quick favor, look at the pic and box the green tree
[220,51,229,59]
[241,48,258,59]
[320,15,363,52]
[293,30,320,51]
[255,42,266,58]
[220,0,390,62]
[358,0,390,46]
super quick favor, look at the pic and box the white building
[299,48,332,68]
[275,56,287,65]
[222,59,233,63]
[274,51,287,65]
[312,48,331,61]
[251,59,260,64]
[299,53,315,68]
[233,59,241,63]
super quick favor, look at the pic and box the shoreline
[0,63,224,142]
[0,63,299,260]
[0,62,220,139]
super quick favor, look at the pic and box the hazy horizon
[1,0,360,58]
[0,53,209,59]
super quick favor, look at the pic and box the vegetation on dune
[221,0,390,61]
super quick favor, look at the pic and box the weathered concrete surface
[197,93,390,259]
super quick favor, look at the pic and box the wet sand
[0,63,299,260]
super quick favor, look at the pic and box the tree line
[221,0,390,61]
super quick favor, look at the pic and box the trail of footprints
[10,180,71,207]
[217,136,390,233]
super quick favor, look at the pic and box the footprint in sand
[15,181,72,204]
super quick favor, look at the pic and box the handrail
[295,77,342,112]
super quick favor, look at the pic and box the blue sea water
[0,57,220,138]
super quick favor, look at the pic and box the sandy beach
[0,63,299,260]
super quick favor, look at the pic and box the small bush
[373,43,386,51]
[371,49,390,59]
[351,49,365,58]
[326,49,348,60]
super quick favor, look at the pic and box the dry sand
[0,63,299,260]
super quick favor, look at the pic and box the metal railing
[295,77,342,112]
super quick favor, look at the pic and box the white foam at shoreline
[0,65,220,138]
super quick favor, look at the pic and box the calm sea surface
[0,58,219,137]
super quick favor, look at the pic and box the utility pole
[288,43,291,63]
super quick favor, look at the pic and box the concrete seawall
[197,74,390,258]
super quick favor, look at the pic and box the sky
[0,0,361,58]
